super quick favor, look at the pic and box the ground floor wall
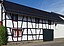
[54,24,64,38]
[3,14,54,41]
[2,13,64,41]
[3,20,53,41]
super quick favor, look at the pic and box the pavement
[2,38,64,46]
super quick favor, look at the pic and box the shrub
[0,25,8,45]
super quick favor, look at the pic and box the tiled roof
[2,1,64,24]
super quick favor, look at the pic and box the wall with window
[2,13,54,41]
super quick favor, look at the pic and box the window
[12,14,18,21]
[48,20,51,25]
[14,15,18,21]
[35,18,39,23]
[12,29,22,37]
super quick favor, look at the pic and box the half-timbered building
[0,0,64,42]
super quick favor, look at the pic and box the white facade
[54,24,64,38]
[0,2,64,41]
[3,14,64,41]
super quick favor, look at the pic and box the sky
[7,0,64,15]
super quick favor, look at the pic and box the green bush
[0,25,8,45]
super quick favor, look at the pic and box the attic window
[12,14,18,21]
[48,20,51,25]
[35,18,39,23]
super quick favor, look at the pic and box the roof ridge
[4,0,50,13]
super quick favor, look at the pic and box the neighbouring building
[0,0,64,42]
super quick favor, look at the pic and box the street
[39,42,64,46]
[2,38,64,46]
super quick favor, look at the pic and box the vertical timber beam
[50,20,51,29]
[12,14,14,28]
[42,19,43,41]
[48,20,49,29]
[30,17,34,40]
[21,16,24,28]
[17,15,18,41]
[45,20,47,29]
[38,18,40,40]
[21,16,24,41]
[5,12,7,42]
[35,18,37,40]
[38,18,39,28]
[26,16,28,41]
[11,13,14,41]
[5,12,6,28]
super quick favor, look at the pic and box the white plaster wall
[4,14,64,41]
[54,24,64,38]
[3,13,54,41]
[0,4,1,21]
[5,15,44,41]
